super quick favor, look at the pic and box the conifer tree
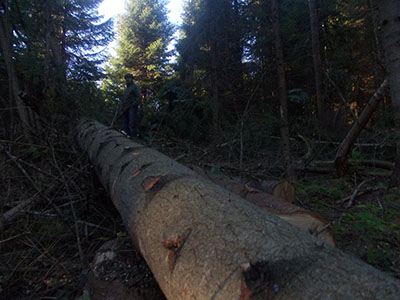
[0,0,113,124]
[115,0,174,97]
[176,0,245,136]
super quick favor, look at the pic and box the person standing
[120,73,141,137]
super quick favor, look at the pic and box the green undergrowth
[297,181,346,210]
[298,180,400,277]
[340,202,400,272]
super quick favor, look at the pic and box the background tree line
[103,0,399,183]
[1,0,400,182]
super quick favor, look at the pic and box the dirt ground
[1,134,399,299]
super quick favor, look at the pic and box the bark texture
[271,0,296,182]
[378,0,400,185]
[76,118,400,300]
[189,165,335,246]
[334,78,388,176]
[0,0,32,134]
[308,0,324,121]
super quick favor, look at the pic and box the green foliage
[210,164,223,176]
[114,0,174,93]
[139,79,212,142]
[387,187,400,197]
[350,150,366,160]
[297,183,345,198]
[1,0,113,125]
[176,0,246,129]
[77,290,91,300]
[169,98,211,141]
[238,110,279,154]
[288,89,310,105]
[76,81,117,124]
[26,146,48,159]
[342,204,400,268]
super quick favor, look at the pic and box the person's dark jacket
[119,82,141,114]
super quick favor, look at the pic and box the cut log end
[261,180,296,203]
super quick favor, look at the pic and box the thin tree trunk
[308,0,324,120]
[43,0,52,95]
[76,118,400,300]
[208,2,220,141]
[334,78,388,176]
[369,0,385,86]
[378,0,400,185]
[0,0,31,135]
[271,0,296,182]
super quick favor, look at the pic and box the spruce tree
[115,0,174,97]
[0,0,113,122]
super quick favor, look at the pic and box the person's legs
[127,105,138,137]
[122,111,129,135]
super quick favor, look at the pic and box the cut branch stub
[76,118,400,300]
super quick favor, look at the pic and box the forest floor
[1,128,399,299]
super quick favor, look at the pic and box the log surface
[76,118,400,300]
[189,165,336,246]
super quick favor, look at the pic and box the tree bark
[308,0,324,121]
[334,78,388,176]
[377,0,400,185]
[0,0,32,135]
[207,1,220,141]
[189,165,334,247]
[271,0,296,182]
[76,118,400,300]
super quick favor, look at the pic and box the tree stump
[259,180,295,202]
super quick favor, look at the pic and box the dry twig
[339,178,375,208]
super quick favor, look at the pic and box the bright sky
[98,0,183,26]
[98,0,183,55]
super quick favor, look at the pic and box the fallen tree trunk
[76,118,400,300]
[189,165,335,246]
[334,78,389,176]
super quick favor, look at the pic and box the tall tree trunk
[0,0,32,136]
[271,0,296,182]
[207,1,220,141]
[76,118,400,300]
[308,0,324,120]
[378,0,400,185]
[210,50,220,140]
[369,0,385,86]
[334,79,388,176]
